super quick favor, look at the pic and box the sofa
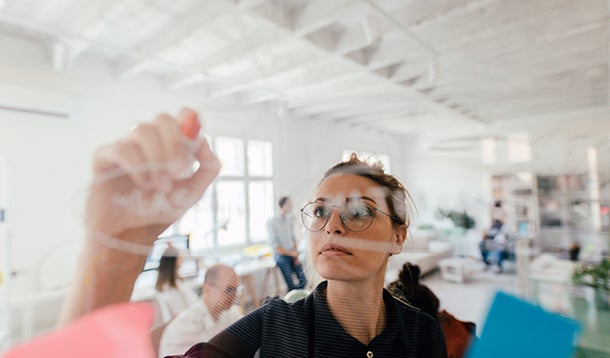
[385,231,453,285]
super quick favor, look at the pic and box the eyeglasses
[300,201,395,232]
[210,284,240,295]
[223,286,239,295]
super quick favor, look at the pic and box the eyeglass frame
[209,283,240,295]
[300,201,400,232]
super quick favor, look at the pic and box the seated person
[155,246,199,323]
[159,264,243,357]
[479,220,508,272]
[387,263,476,358]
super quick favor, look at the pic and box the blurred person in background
[159,264,242,357]
[155,246,199,324]
[267,196,308,292]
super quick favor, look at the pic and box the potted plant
[435,209,476,233]
[572,258,610,310]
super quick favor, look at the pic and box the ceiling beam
[115,0,233,79]
[292,0,368,36]
[208,17,382,97]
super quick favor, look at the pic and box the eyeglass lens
[301,202,376,232]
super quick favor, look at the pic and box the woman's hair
[321,153,414,229]
[155,246,179,291]
[387,263,440,317]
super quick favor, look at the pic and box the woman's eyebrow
[313,196,378,204]
[346,196,377,204]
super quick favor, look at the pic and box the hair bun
[398,263,421,286]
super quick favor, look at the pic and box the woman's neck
[325,279,387,345]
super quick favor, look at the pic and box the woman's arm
[59,109,220,326]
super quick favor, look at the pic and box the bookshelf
[492,173,538,235]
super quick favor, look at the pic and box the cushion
[438,310,476,358]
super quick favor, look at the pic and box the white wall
[0,33,405,296]
[402,136,492,232]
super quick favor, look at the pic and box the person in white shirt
[267,196,308,292]
[155,246,200,324]
[159,264,243,358]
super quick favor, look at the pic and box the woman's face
[308,173,406,282]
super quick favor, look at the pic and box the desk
[570,295,610,355]
[529,278,610,355]
[438,257,484,283]
[234,257,282,310]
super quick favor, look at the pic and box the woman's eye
[313,205,329,217]
[349,206,373,218]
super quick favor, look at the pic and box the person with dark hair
[388,263,476,358]
[60,111,446,357]
[491,200,506,225]
[387,263,439,317]
[479,219,508,273]
[155,246,199,324]
[267,196,307,292]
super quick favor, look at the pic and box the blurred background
[0,0,608,356]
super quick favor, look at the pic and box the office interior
[0,0,609,356]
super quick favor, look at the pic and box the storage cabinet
[491,173,538,235]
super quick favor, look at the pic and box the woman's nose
[325,209,345,235]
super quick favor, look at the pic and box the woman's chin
[316,262,359,281]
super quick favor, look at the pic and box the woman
[59,109,446,357]
[173,154,447,357]
[155,246,199,323]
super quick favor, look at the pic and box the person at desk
[59,109,446,357]
[159,264,243,358]
[155,246,199,324]
[267,196,308,292]
[479,220,508,273]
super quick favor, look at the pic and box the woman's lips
[320,244,352,256]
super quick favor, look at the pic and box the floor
[423,265,610,357]
[421,267,521,336]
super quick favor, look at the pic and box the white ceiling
[0,0,609,172]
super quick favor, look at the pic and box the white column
[0,157,11,352]
[587,147,601,232]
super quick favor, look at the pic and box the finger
[177,107,201,140]
[182,137,221,198]
[128,122,167,190]
[93,138,152,189]
[153,112,190,181]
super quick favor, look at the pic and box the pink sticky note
[6,302,155,358]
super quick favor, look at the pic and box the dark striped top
[168,281,447,357]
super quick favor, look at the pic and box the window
[174,137,274,251]
[342,149,392,173]
[507,134,531,163]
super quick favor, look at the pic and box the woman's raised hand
[85,108,220,246]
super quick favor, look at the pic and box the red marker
[180,111,201,140]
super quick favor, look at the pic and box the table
[529,277,610,355]
[439,257,484,283]
[571,295,610,355]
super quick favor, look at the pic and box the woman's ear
[389,226,407,255]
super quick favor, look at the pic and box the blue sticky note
[467,291,580,358]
